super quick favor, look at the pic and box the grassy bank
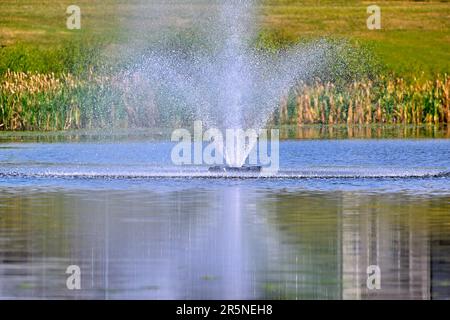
[261,0,450,78]
[0,1,449,77]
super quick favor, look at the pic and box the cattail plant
[1,70,449,131]
[280,75,450,126]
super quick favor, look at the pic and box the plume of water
[116,0,333,167]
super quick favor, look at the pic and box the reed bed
[1,70,449,131]
[280,76,450,126]
[0,70,125,130]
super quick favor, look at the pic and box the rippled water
[0,133,449,299]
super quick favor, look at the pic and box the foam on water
[0,166,448,180]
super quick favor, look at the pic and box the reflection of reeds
[283,76,450,126]
[279,124,450,140]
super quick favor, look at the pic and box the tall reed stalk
[281,75,450,126]
[1,70,449,131]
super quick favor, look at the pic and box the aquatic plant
[0,70,123,130]
[281,75,450,126]
[1,71,449,131]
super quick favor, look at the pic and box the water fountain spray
[116,0,333,169]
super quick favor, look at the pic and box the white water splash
[115,0,332,167]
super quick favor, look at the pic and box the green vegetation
[277,75,450,126]
[0,1,449,130]
[0,71,124,130]
[2,70,447,130]
[1,0,449,76]
[261,0,450,78]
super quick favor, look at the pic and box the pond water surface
[0,130,449,299]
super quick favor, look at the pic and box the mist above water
[112,0,337,166]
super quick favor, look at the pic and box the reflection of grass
[141,285,160,291]
[263,279,340,300]
[436,280,450,287]
[17,282,35,290]
[278,124,450,139]
[201,275,218,281]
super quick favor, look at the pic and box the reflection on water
[0,134,448,299]
[0,187,449,299]
[279,124,450,140]
[0,125,448,144]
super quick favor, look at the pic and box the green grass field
[0,0,449,77]
[262,0,450,77]
[0,0,450,76]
